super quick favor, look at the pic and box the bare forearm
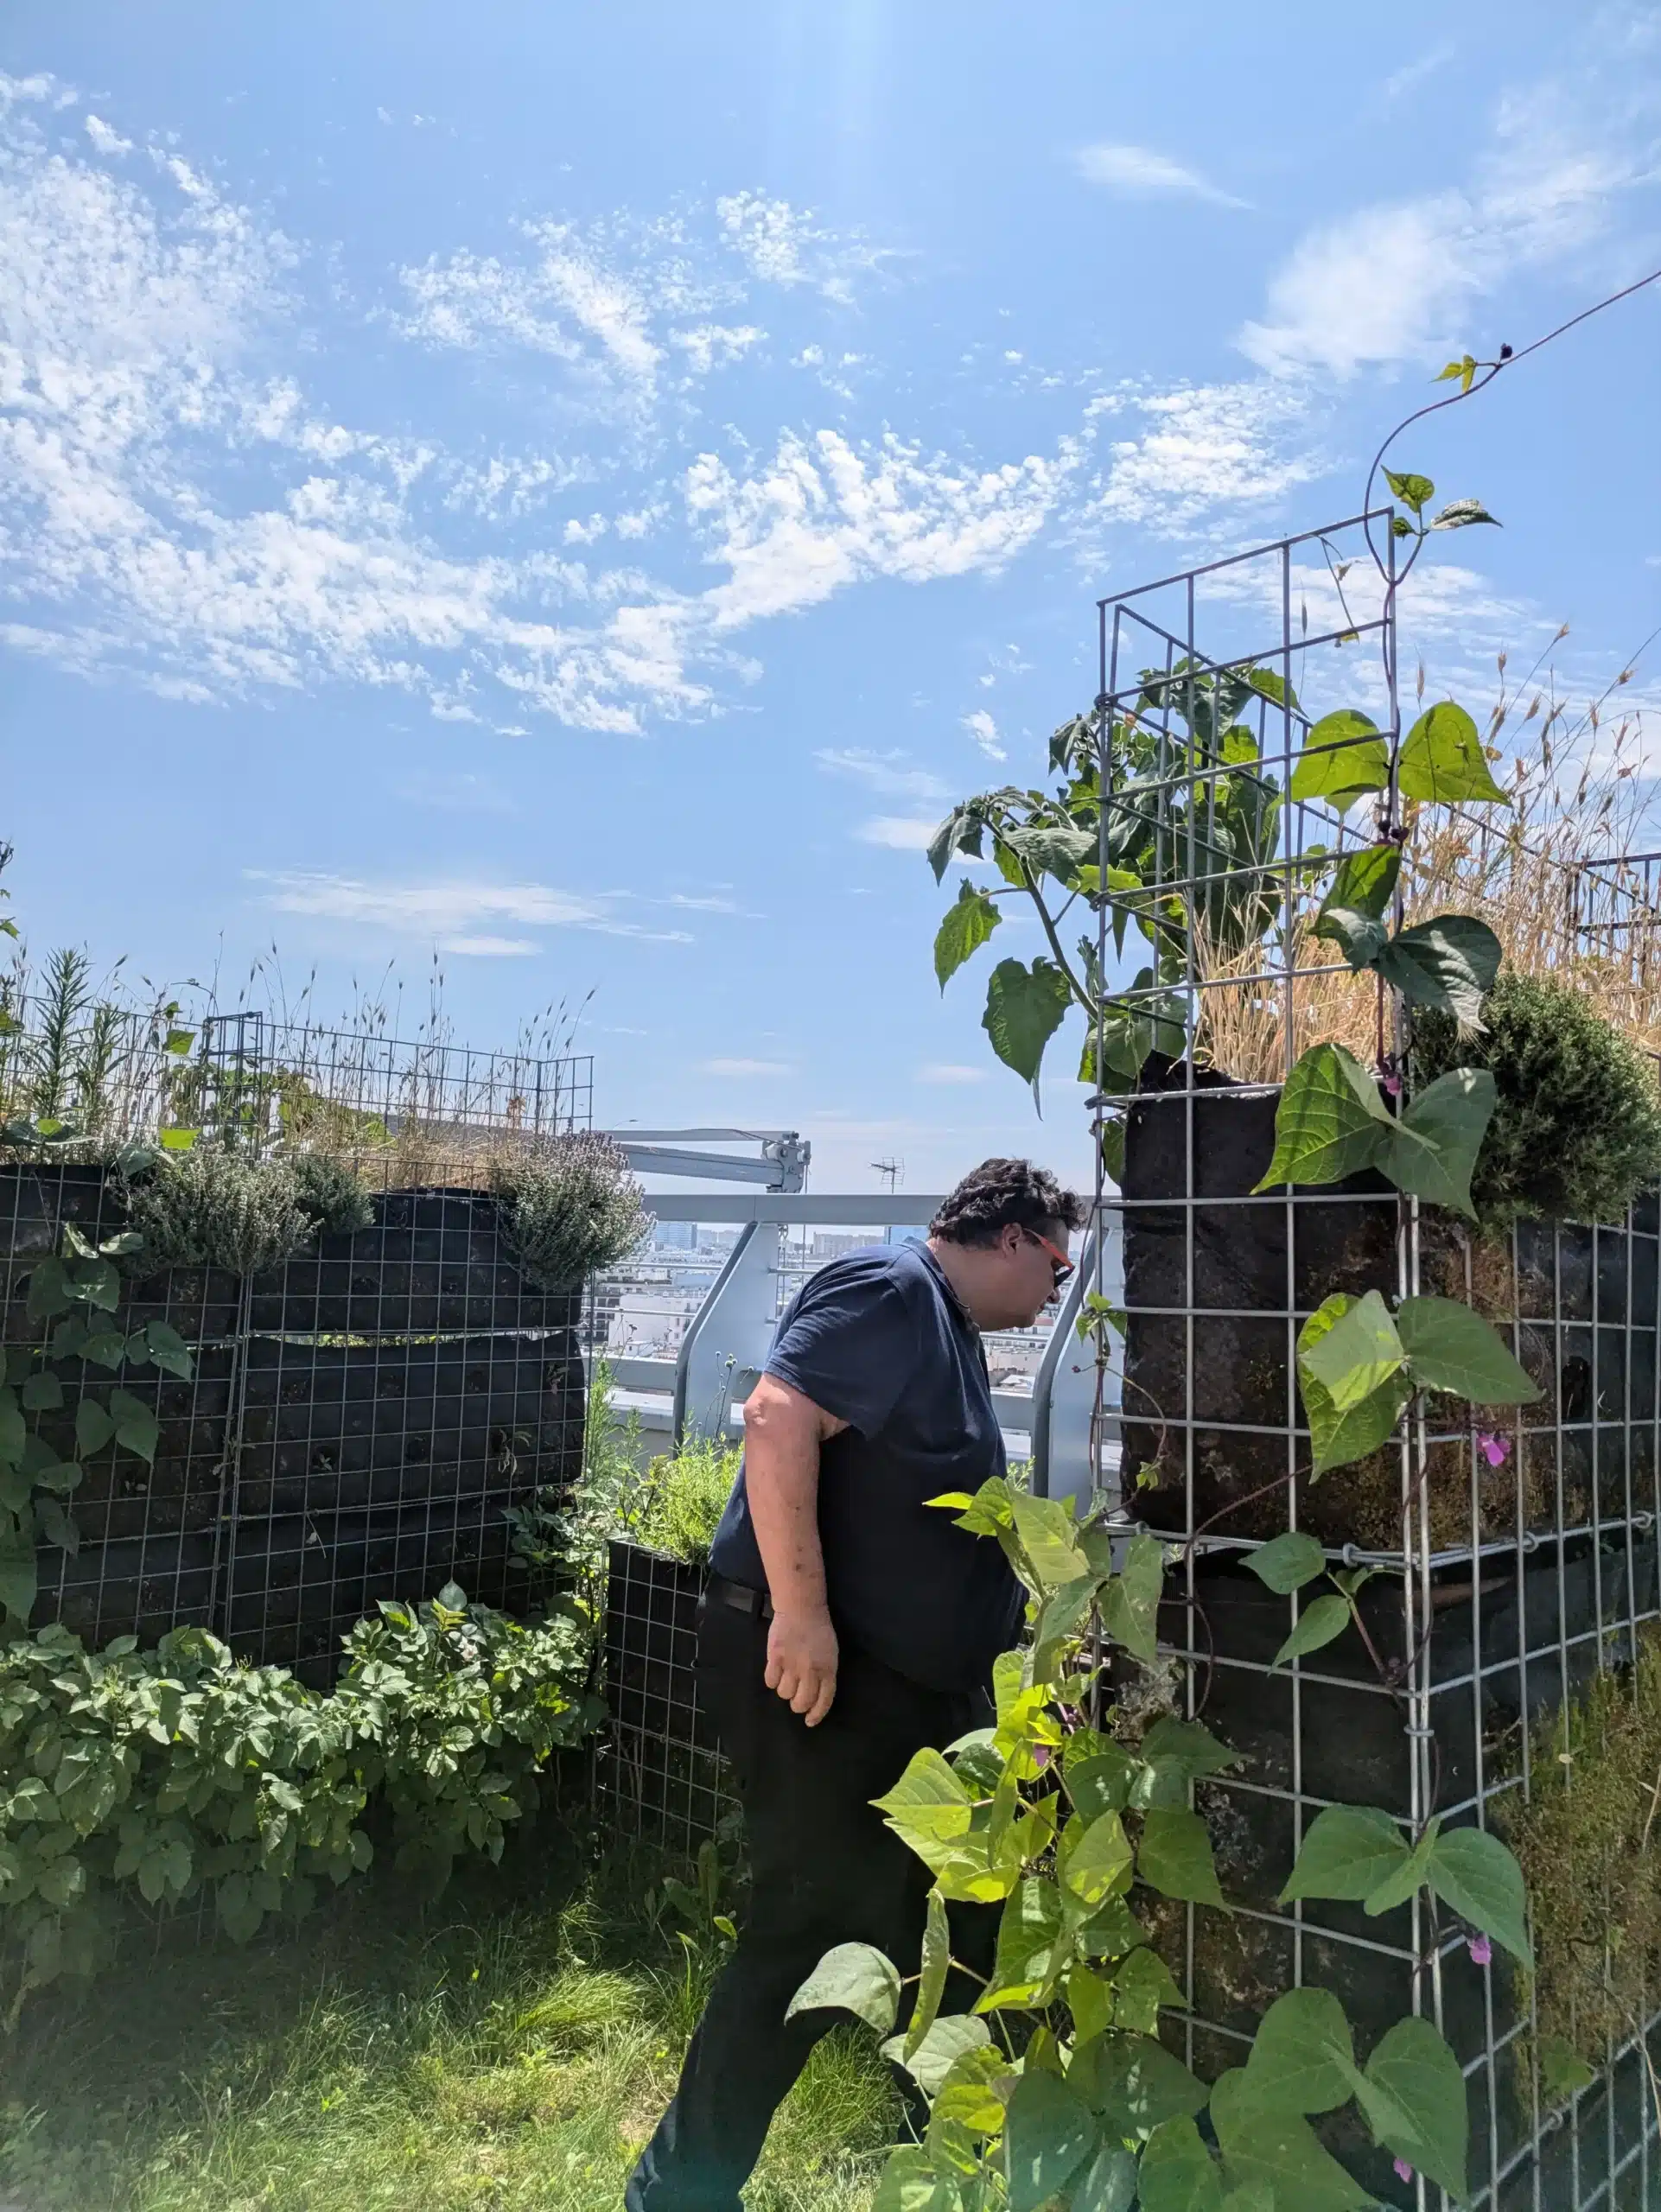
[745,1428,828,1618]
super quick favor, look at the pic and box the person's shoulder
[805,1243,915,1295]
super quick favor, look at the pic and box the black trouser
[625,1599,990,2212]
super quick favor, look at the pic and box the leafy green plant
[794,1471,1522,2207]
[0,1583,600,2024]
[290,1148,378,1238]
[636,1437,742,1567]
[488,1135,650,1290]
[1411,969,1661,1230]
[118,1146,314,1274]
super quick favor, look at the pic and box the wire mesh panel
[1085,514,1661,2209]
[3,1166,588,1685]
[601,1539,733,1850]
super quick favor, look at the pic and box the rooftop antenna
[871,1157,904,1193]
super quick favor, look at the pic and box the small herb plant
[0,1584,600,2026]
[1411,969,1661,1230]
[489,1135,650,1291]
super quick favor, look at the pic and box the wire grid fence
[1,1007,594,1683]
[1086,511,1661,2210]
[602,1536,732,1853]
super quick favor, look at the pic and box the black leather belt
[706,1571,774,1623]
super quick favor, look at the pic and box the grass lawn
[0,1818,899,2211]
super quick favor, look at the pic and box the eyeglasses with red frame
[1020,1226,1075,1288]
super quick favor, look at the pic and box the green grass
[0,1826,899,2212]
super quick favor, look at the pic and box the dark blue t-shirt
[708,1240,1021,1694]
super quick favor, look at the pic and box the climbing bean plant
[804,431,1554,2202]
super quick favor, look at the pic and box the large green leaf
[1397,1296,1542,1406]
[1399,702,1508,805]
[1136,1808,1225,1907]
[1279,1805,1410,1907]
[1254,1045,1392,1192]
[1362,1819,1440,1915]
[1136,1716,1239,1795]
[1009,1491,1089,1592]
[934,881,1002,990]
[905,1887,952,2059]
[0,1390,22,1470]
[1271,1593,1353,1669]
[1373,915,1501,1030]
[1137,2117,1225,2212]
[1033,1571,1102,1685]
[1244,1530,1327,1595]
[874,1751,977,1857]
[1297,1298,1413,1475]
[75,1398,117,1457]
[1071,2031,1208,2134]
[928,804,983,882]
[887,2012,990,2097]
[786,1942,903,2034]
[1002,823,1098,885]
[1310,845,1402,969]
[0,1508,37,1621]
[1003,2068,1098,2212]
[1210,2070,1373,2210]
[1065,1811,1135,1907]
[1071,2141,1137,2212]
[1384,468,1435,515]
[1382,1068,1495,1217]
[980,1878,1065,2009]
[1242,1986,1354,2113]
[1109,1945,1187,2033]
[1100,1531,1164,1663]
[109,1389,160,1466]
[1428,1827,1533,1967]
[1300,1289,1405,1412]
[1289,710,1391,809]
[1352,2016,1469,2201]
[982,959,1074,1101]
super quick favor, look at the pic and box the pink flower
[1469,1935,1492,1967]
[1394,2158,1414,2183]
[1033,1744,1052,1770]
[1382,1072,1403,1098]
[1476,1433,1511,1467]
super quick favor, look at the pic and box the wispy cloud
[247,871,695,946]
[1381,41,1456,103]
[1238,63,1657,377]
[84,114,132,156]
[815,747,948,800]
[1079,381,1330,536]
[1072,143,1246,209]
[856,816,939,850]
[701,1054,792,1077]
[687,429,1078,627]
[962,709,1005,762]
[715,191,891,302]
[917,1063,987,1085]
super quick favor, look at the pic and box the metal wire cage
[1084,512,1661,2209]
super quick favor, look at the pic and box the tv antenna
[872,1157,904,1193]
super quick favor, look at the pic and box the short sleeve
[763,1258,919,1437]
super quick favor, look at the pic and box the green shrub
[0,1586,599,2024]
[118,1143,375,1274]
[290,1147,376,1238]
[1412,969,1661,1229]
[637,1438,743,1567]
[489,1135,649,1290]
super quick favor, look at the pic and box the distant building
[652,1220,699,1250]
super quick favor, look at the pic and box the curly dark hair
[930,1157,1089,1247]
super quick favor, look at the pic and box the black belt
[706,1571,774,1623]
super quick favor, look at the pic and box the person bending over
[627,1155,1088,2212]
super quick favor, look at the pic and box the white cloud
[715,190,887,302]
[441,935,538,957]
[1381,42,1456,102]
[815,747,948,800]
[701,1055,792,1077]
[84,115,132,156]
[963,709,1005,761]
[1072,144,1245,209]
[917,1064,987,1085]
[857,816,939,850]
[687,428,1077,628]
[1081,380,1330,536]
[671,322,763,374]
[247,872,695,944]
[1238,76,1652,377]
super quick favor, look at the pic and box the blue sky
[2,3,1658,1192]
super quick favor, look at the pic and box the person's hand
[766,1607,839,1726]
